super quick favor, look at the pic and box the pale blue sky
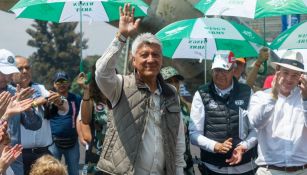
[0,10,117,58]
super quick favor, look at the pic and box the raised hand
[257,47,269,63]
[298,74,307,100]
[77,72,89,90]
[118,3,141,38]
[0,92,12,117]
[214,138,233,154]
[226,145,246,165]
[271,71,281,100]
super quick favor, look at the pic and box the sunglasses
[17,65,31,71]
[55,80,68,85]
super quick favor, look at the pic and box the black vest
[199,79,257,167]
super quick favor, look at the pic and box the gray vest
[97,74,181,175]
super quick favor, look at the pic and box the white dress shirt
[20,83,53,148]
[189,82,257,174]
[95,38,186,175]
[248,87,307,166]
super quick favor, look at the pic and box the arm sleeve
[95,38,124,107]
[248,90,276,130]
[175,117,186,175]
[21,109,43,130]
[189,91,217,153]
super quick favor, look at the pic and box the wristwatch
[116,32,127,43]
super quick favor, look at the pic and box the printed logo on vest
[208,100,218,109]
[235,100,244,106]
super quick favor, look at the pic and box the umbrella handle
[85,72,92,85]
[257,60,267,75]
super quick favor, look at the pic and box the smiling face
[212,67,234,90]
[53,79,70,95]
[13,56,32,88]
[278,66,301,96]
[132,43,163,81]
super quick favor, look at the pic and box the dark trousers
[22,146,52,175]
[199,164,257,175]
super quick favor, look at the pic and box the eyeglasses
[55,80,68,85]
[166,77,180,84]
[17,65,31,71]
[213,67,233,74]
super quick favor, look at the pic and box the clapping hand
[15,84,34,102]
[0,144,23,173]
[226,145,246,165]
[214,138,233,154]
[2,96,33,121]
[0,92,11,117]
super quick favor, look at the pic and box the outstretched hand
[2,96,33,120]
[118,3,141,38]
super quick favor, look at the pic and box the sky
[0,10,118,58]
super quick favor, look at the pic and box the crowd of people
[0,3,306,175]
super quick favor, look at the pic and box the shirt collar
[214,80,234,97]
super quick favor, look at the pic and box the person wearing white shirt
[12,56,68,175]
[248,50,307,175]
[189,51,257,175]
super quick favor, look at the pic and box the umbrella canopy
[270,20,307,50]
[155,17,266,59]
[195,0,307,19]
[10,0,149,22]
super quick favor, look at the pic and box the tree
[27,20,88,89]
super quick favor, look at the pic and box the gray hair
[131,33,162,57]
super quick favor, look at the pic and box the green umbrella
[195,0,307,19]
[10,0,148,77]
[10,0,149,22]
[156,17,266,59]
[270,20,307,50]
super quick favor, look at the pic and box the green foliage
[27,20,88,89]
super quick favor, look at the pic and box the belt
[260,164,307,172]
[23,146,50,154]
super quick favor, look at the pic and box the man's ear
[131,56,136,67]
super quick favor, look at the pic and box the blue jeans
[49,142,80,175]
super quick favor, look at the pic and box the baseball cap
[53,71,69,82]
[211,50,235,70]
[0,49,19,75]
[236,57,246,64]
[160,66,184,81]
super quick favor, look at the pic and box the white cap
[0,49,19,75]
[211,50,235,70]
